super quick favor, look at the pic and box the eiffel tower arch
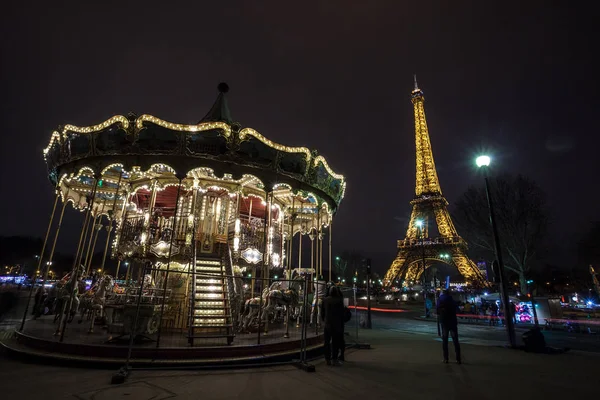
[384,78,487,287]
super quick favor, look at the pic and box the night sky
[1,1,598,273]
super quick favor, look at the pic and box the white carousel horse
[261,277,303,332]
[54,265,85,335]
[239,281,281,332]
[78,275,114,333]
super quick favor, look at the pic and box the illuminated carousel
[12,83,345,365]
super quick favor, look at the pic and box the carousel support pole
[100,171,123,274]
[258,191,271,339]
[74,201,93,274]
[284,199,294,339]
[264,191,273,335]
[60,178,99,341]
[99,225,113,275]
[248,197,254,298]
[309,224,315,327]
[188,184,199,346]
[125,262,131,282]
[83,213,100,276]
[328,219,332,283]
[42,191,69,284]
[143,180,158,256]
[86,198,107,275]
[113,185,132,257]
[115,260,122,280]
[155,177,183,349]
[33,192,69,320]
[319,216,324,278]
[112,261,148,385]
[19,191,59,332]
[294,273,315,372]
[296,221,303,328]
[86,202,106,276]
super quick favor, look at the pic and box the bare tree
[578,221,600,266]
[452,174,548,292]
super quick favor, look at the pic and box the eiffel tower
[383,77,487,287]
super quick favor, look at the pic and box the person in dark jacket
[321,286,345,365]
[437,289,461,364]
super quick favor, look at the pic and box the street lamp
[476,155,516,347]
[475,155,491,168]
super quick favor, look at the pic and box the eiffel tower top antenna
[411,77,441,196]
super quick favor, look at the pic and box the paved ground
[0,328,598,399]
[1,296,599,398]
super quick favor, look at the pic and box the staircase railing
[188,222,198,343]
[222,245,239,331]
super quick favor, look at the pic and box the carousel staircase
[189,257,234,345]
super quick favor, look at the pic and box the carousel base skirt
[1,318,324,368]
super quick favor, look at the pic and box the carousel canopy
[42,83,346,212]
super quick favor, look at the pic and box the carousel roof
[42,83,346,211]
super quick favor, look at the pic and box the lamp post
[476,155,516,348]
[366,258,372,329]
[416,219,428,318]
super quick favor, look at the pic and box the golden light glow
[412,95,442,196]
[313,155,345,180]
[239,128,312,161]
[136,114,231,137]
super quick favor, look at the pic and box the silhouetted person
[437,289,461,364]
[310,275,327,327]
[322,286,345,366]
[510,301,518,325]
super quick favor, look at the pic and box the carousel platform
[1,316,323,368]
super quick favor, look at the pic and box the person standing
[437,289,461,364]
[321,286,345,366]
[310,275,327,327]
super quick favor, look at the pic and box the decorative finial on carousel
[217,82,230,93]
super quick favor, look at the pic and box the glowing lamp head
[415,220,423,228]
[476,155,491,168]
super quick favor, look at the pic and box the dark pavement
[1,296,599,399]
[1,328,598,399]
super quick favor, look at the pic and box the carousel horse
[239,281,281,332]
[78,275,114,333]
[53,268,85,323]
[261,277,303,331]
[54,265,85,335]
